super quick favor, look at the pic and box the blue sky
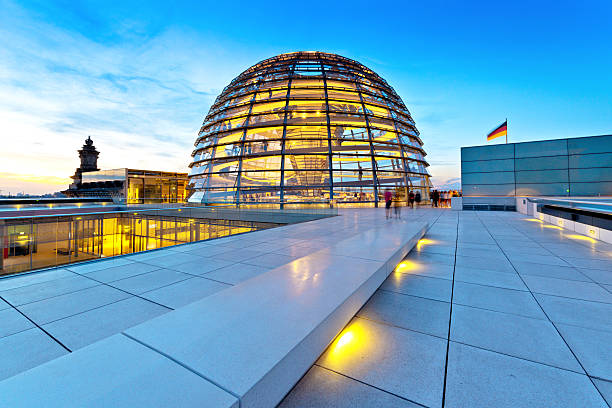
[1,0,611,194]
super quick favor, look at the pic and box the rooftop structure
[63,137,189,204]
[188,51,431,207]
[460,134,612,210]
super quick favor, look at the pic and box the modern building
[461,134,612,210]
[64,137,188,204]
[188,51,431,207]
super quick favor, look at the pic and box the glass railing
[527,197,612,215]
[0,207,276,277]
[0,204,338,277]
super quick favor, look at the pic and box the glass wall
[126,170,188,204]
[188,51,431,207]
[0,211,276,276]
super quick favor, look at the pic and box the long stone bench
[0,219,428,408]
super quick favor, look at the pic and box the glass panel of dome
[188,51,430,207]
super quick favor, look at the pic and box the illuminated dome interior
[188,51,431,207]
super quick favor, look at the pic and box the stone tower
[69,136,100,188]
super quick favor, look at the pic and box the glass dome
[188,51,431,207]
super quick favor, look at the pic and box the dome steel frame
[188,51,431,207]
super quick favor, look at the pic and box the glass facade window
[188,51,431,206]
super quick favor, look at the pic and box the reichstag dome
[188,51,431,207]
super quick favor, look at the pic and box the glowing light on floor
[525,218,543,223]
[416,238,436,251]
[335,331,354,349]
[543,225,563,230]
[395,260,421,274]
[565,234,597,243]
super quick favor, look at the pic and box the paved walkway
[0,208,434,404]
[280,210,612,408]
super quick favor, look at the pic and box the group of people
[430,190,457,208]
[383,188,460,218]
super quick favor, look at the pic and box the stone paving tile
[513,261,591,281]
[556,323,612,381]
[65,258,135,274]
[202,262,269,285]
[522,275,612,303]
[109,269,192,295]
[357,290,450,338]
[451,304,582,372]
[42,297,170,351]
[445,342,607,408]
[454,254,515,273]
[317,317,447,408]
[180,245,233,258]
[380,273,452,302]
[84,262,161,283]
[0,268,74,292]
[166,258,235,276]
[562,257,612,271]
[18,284,130,325]
[123,249,177,263]
[214,248,269,262]
[455,247,506,260]
[405,251,456,266]
[279,365,420,408]
[137,253,205,268]
[535,294,612,332]
[272,245,321,258]
[0,328,68,381]
[0,334,239,408]
[506,253,571,267]
[140,277,230,309]
[0,308,34,339]
[453,281,546,319]
[241,253,301,269]
[394,260,454,280]
[415,243,456,256]
[0,274,98,306]
[454,266,527,291]
[579,268,612,285]
[594,379,612,406]
[0,299,9,311]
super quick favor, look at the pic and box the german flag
[487,120,507,141]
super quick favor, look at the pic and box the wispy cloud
[0,1,237,194]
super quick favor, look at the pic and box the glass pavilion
[188,51,431,207]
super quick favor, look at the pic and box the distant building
[63,137,188,203]
[460,134,612,210]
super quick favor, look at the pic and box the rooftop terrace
[0,208,611,407]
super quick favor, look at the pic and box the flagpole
[506,117,508,144]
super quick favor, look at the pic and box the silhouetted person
[408,191,415,208]
[384,189,393,219]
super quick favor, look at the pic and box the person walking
[415,190,421,207]
[433,190,439,207]
[394,191,402,219]
[408,190,415,208]
[384,189,393,219]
